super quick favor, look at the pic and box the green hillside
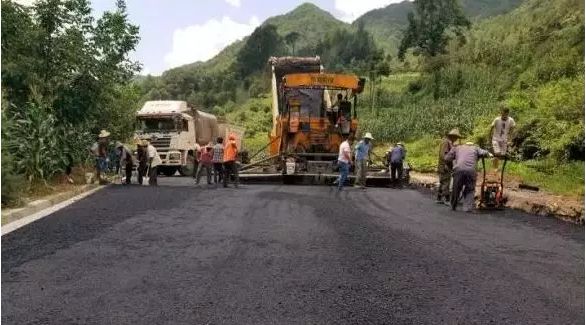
[359,0,584,196]
[137,3,375,109]
[354,0,523,53]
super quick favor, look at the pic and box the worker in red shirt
[195,143,213,186]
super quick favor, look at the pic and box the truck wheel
[161,167,177,177]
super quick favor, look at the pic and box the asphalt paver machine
[239,56,390,186]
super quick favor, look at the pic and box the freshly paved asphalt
[2,178,584,324]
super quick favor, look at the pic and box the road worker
[354,132,374,189]
[223,134,239,188]
[436,128,462,204]
[490,106,516,171]
[195,143,213,186]
[388,142,406,187]
[144,137,162,186]
[444,141,493,212]
[90,130,110,184]
[136,138,148,185]
[334,134,353,191]
[115,141,134,185]
[212,137,224,184]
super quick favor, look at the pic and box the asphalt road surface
[2,178,584,324]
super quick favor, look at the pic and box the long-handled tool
[478,155,507,209]
[142,165,150,186]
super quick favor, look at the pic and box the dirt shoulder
[410,172,584,224]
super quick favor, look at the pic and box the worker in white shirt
[144,137,162,186]
[334,135,353,191]
[490,106,516,171]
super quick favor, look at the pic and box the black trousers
[192,159,199,178]
[223,161,239,187]
[137,163,147,185]
[390,162,403,182]
[124,161,133,184]
[451,169,476,211]
[149,165,158,186]
[213,163,224,183]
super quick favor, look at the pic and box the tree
[284,31,300,55]
[233,24,285,78]
[398,0,470,61]
[1,0,142,188]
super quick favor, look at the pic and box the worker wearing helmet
[223,134,239,188]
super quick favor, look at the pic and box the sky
[18,0,406,75]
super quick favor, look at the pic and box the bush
[2,103,92,183]
[1,150,26,206]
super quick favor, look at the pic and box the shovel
[142,166,150,186]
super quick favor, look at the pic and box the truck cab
[135,101,218,176]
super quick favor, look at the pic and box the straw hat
[396,142,404,146]
[98,130,110,138]
[447,128,462,138]
[115,141,124,148]
[465,141,474,145]
[363,132,374,140]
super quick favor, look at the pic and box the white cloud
[163,16,260,70]
[334,0,407,23]
[225,0,241,7]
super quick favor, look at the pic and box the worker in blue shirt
[354,132,374,189]
[388,142,406,186]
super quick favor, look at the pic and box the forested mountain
[137,0,526,110]
[354,0,523,53]
[137,3,380,110]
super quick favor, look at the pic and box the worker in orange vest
[223,134,239,188]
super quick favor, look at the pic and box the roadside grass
[376,137,584,198]
[2,165,94,209]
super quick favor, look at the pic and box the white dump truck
[135,100,245,176]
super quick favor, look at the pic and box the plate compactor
[478,155,508,210]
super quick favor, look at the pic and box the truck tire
[161,166,177,177]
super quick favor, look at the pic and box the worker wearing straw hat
[135,137,148,185]
[436,128,462,205]
[90,129,110,184]
[354,132,374,189]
